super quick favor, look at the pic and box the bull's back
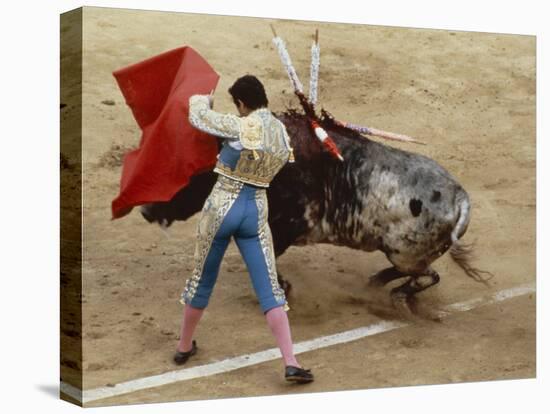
[271,113,470,270]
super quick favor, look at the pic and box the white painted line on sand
[439,283,536,315]
[61,282,535,404]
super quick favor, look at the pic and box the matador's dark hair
[228,75,269,110]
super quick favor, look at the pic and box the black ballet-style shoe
[285,366,314,383]
[173,340,197,365]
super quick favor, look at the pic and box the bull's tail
[451,190,471,244]
[450,241,494,286]
[449,190,494,286]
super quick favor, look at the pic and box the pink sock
[177,304,204,352]
[265,306,300,368]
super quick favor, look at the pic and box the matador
[174,75,313,383]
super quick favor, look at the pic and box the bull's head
[139,170,218,228]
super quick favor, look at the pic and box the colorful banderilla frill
[271,36,304,94]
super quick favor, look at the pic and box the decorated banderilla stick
[270,25,344,162]
[321,109,427,145]
[270,24,303,94]
[309,29,320,107]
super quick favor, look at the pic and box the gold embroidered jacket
[189,95,295,188]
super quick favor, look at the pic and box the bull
[140,109,491,319]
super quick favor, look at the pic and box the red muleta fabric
[111,46,219,219]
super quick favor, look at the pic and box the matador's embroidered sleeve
[189,95,241,140]
[189,95,264,151]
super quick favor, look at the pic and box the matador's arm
[188,94,265,152]
[188,95,241,139]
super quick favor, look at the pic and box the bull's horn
[159,219,172,238]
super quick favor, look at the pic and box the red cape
[111,46,219,219]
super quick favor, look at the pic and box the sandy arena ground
[60,6,535,407]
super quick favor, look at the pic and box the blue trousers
[180,175,287,313]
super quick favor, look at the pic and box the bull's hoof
[391,292,422,322]
[391,293,442,323]
[408,297,442,322]
[427,313,443,323]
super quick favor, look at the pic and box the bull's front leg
[390,267,441,321]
